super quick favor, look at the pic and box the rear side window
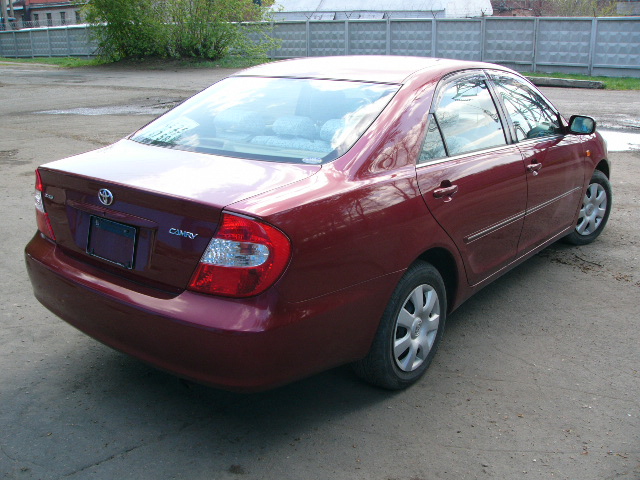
[131,77,399,164]
[491,74,561,141]
[434,77,507,156]
[418,114,447,164]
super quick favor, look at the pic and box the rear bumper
[25,233,394,391]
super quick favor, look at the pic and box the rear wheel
[353,261,446,390]
[564,170,612,246]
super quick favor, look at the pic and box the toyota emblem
[98,188,114,206]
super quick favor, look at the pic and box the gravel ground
[0,63,638,480]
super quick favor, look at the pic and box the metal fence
[1,17,639,77]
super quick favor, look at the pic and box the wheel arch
[595,159,610,178]
[416,247,458,314]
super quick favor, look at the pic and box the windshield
[131,76,399,164]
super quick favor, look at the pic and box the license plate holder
[87,216,137,269]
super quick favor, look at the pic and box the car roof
[234,56,506,84]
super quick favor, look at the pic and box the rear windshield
[131,76,399,164]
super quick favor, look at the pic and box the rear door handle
[433,184,459,200]
[527,162,542,176]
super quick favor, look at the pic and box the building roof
[272,0,493,18]
[273,0,446,10]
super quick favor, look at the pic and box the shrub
[83,0,278,61]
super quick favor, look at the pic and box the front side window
[131,77,399,165]
[492,74,561,142]
[434,77,507,156]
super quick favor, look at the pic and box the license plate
[87,216,137,269]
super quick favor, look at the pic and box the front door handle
[433,184,459,201]
[527,162,542,176]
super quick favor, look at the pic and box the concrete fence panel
[272,22,307,58]
[14,31,33,57]
[0,25,97,58]
[308,21,344,56]
[389,20,433,57]
[349,21,387,55]
[30,30,51,56]
[435,19,483,61]
[484,18,535,69]
[593,18,640,77]
[69,27,94,56]
[536,18,593,74]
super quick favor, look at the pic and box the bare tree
[544,0,618,16]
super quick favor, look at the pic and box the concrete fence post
[480,17,486,62]
[344,20,349,55]
[386,18,391,55]
[46,27,52,57]
[29,29,34,58]
[269,21,275,59]
[66,27,72,56]
[305,20,310,57]
[588,18,597,77]
[532,17,539,73]
[431,19,437,57]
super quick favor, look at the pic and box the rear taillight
[34,169,56,241]
[188,213,291,298]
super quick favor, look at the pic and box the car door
[416,72,528,286]
[488,72,585,254]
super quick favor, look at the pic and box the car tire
[353,261,446,390]
[564,170,612,246]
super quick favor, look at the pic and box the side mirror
[568,115,596,135]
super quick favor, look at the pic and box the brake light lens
[188,213,291,298]
[34,170,56,241]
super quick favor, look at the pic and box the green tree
[83,0,278,61]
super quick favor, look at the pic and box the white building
[271,0,494,20]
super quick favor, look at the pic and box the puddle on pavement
[37,103,176,116]
[599,130,640,152]
[0,149,30,166]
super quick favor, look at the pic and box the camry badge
[169,228,198,239]
[98,188,114,206]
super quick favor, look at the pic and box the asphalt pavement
[0,62,639,480]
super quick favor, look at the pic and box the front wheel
[564,170,612,246]
[353,261,446,390]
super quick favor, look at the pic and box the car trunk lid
[37,139,320,292]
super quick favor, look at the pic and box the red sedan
[25,56,611,391]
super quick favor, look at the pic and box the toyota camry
[25,56,611,391]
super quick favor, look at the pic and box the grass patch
[0,56,106,67]
[524,71,640,90]
[0,55,267,69]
